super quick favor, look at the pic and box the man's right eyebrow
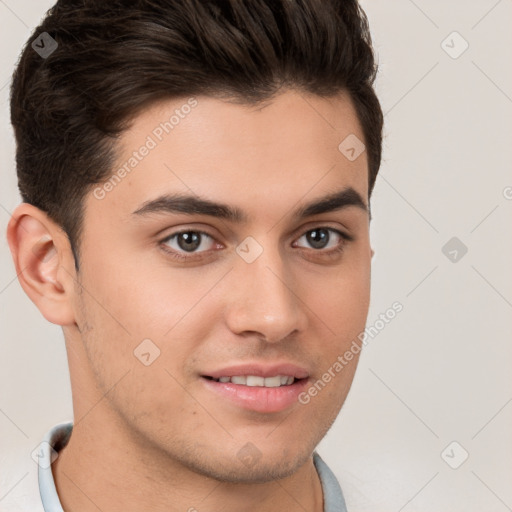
[131,187,368,223]
[132,193,248,223]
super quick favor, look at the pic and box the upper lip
[202,362,310,380]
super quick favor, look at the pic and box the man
[7,0,383,510]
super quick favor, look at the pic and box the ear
[6,203,77,326]
[371,247,375,259]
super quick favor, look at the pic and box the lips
[200,362,311,413]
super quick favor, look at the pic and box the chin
[203,456,309,484]
[177,443,314,484]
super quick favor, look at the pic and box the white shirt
[38,421,348,512]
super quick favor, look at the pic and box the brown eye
[161,230,216,258]
[295,227,348,251]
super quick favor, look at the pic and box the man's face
[71,89,371,482]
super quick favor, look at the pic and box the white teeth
[246,376,265,387]
[264,376,282,387]
[214,375,296,387]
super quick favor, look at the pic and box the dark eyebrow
[131,186,368,222]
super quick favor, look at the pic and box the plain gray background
[1,1,511,511]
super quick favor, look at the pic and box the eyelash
[159,227,353,262]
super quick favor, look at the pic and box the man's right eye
[160,230,218,260]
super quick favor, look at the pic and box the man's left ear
[371,247,375,259]
[6,203,77,326]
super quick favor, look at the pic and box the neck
[51,404,324,512]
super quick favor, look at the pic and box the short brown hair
[10,0,383,268]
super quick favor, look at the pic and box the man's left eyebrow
[131,187,368,221]
[295,187,368,219]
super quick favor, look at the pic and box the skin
[7,88,372,512]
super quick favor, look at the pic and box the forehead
[85,89,369,225]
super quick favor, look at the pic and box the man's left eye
[294,227,348,251]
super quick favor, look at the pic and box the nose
[222,241,308,343]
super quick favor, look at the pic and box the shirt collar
[38,421,71,512]
[39,422,347,512]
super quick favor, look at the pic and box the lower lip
[201,377,310,413]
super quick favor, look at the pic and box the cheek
[75,254,219,409]
[76,283,199,430]
[307,259,371,338]
[80,243,198,339]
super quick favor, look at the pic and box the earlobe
[6,203,76,326]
